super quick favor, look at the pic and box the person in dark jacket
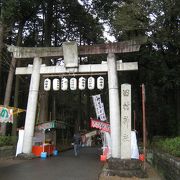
[73,131,81,156]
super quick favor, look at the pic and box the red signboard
[90,118,110,132]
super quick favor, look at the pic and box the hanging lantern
[53,78,60,91]
[88,77,95,90]
[79,77,86,90]
[70,78,77,90]
[44,78,51,91]
[97,76,104,90]
[61,77,68,91]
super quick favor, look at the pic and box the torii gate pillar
[22,57,42,154]
[107,53,121,158]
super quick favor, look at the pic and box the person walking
[73,131,81,156]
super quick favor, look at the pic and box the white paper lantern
[88,77,95,90]
[44,78,51,91]
[70,78,77,90]
[53,78,60,91]
[97,76,104,90]
[79,77,86,90]
[61,77,68,91]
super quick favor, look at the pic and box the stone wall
[0,146,16,159]
[100,158,147,178]
[153,150,180,180]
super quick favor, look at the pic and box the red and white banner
[90,118,110,132]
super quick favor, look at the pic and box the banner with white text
[90,118,110,132]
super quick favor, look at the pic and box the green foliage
[60,0,103,44]
[91,0,119,21]
[1,0,180,137]
[0,136,17,147]
[111,0,180,136]
[113,0,150,38]
[0,0,17,24]
[153,137,180,157]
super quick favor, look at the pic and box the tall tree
[2,0,42,135]
[38,0,54,123]
[0,0,19,135]
[3,0,43,108]
[0,0,17,104]
[112,0,180,136]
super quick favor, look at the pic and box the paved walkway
[0,147,163,180]
[0,147,103,180]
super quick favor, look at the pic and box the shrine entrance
[8,39,145,159]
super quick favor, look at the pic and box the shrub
[0,136,17,147]
[153,137,180,157]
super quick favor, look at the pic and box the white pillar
[107,53,121,158]
[22,57,42,154]
[121,84,131,159]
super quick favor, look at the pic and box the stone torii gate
[8,39,144,159]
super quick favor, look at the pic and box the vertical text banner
[121,84,131,159]
[0,107,13,123]
[92,94,106,121]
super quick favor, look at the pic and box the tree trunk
[52,94,56,121]
[4,21,24,106]
[38,89,49,123]
[3,58,17,106]
[0,20,4,104]
[176,86,180,135]
[38,0,54,123]
[44,0,54,47]
[11,74,20,136]
[85,92,90,130]
[3,21,24,136]
[77,91,82,131]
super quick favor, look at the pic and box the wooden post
[142,84,146,170]
[134,110,136,130]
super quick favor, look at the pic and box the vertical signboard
[92,94,106,121]
[121,84,131,159]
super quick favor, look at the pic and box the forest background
[0,0,179,141]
